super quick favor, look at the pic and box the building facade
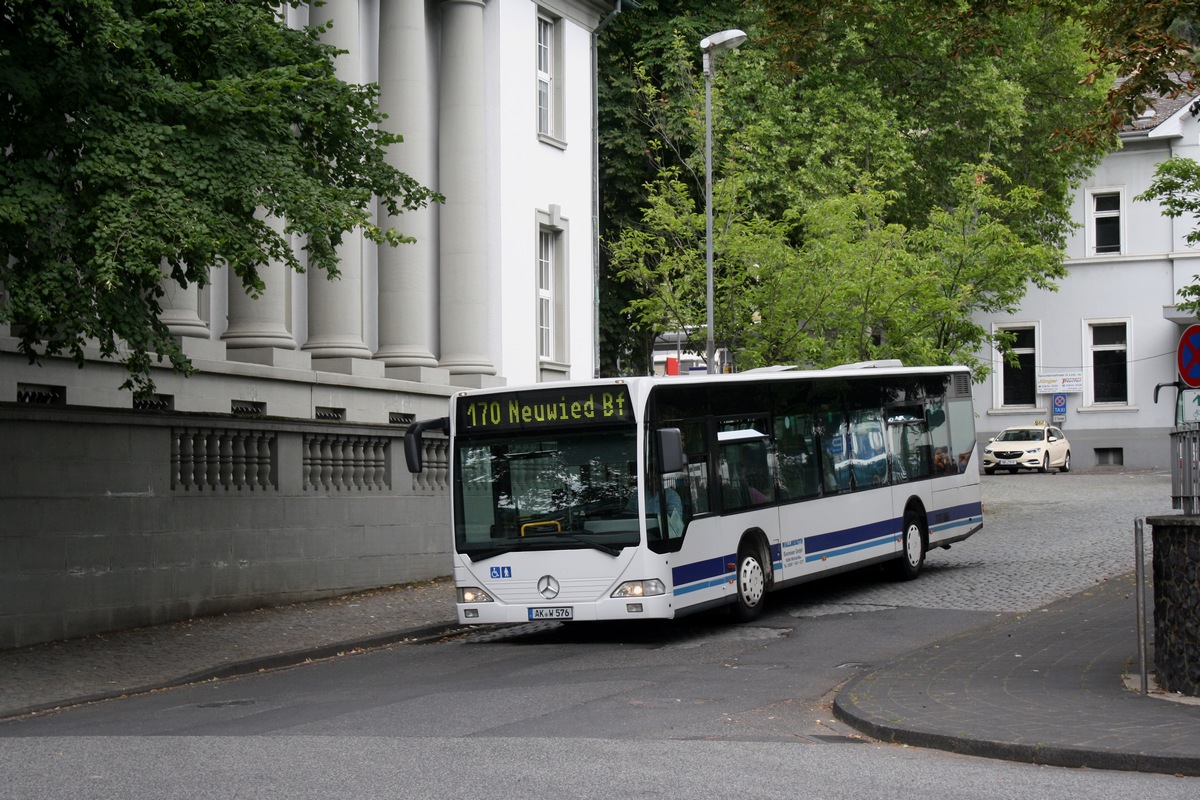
[0,0,619,648]
[971,91,1200,471]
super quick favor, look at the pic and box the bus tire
[731,543,766,621]
[894,509,926,581]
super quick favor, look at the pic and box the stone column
[1147,515,1200,696]
[303,0,372,362]
[223,211,297,350]
[158,262,208,338]
[437,0,495,376]
[375,0,439,371]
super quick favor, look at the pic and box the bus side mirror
[658,428,685,474]
[404,417,450,473]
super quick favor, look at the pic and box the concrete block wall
[0,406,452,649]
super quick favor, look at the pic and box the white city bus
[404,362,982,623]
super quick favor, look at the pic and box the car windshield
[996,428,1042,442]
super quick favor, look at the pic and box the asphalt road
[2,470,1195,799]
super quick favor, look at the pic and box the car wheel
[731,544,766,621]
[1040,454,1050,473]
[1061,450,1071,473]
[893,510,926,581]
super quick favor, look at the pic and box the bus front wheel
[894,511,926,581]
[731,545,766,621]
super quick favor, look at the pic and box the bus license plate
[529,607,573,620]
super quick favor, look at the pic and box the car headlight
[611,579,666,598]
[458,587,494,603]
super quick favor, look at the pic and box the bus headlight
[458,587,494,604]
[611,579,666,598]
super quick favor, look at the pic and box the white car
[982,425,1071,475]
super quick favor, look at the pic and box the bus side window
[774,413,819,499]
[947,398,977,472]
[848,408,889,488]
[657,420,709,522]
[817,412,853,493]
[720,438,773,510]
[928,400,956,475]
[886,407,931,482]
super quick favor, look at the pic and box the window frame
[535,205,569,376]
[535,10,565,147]
[992,323,1041,410]
[1086,188,1124,256]
[1083,317,1132,407]
[537,229,554,359]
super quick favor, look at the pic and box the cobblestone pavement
[795,468,1169,616]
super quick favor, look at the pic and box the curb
[832,669,1200,778]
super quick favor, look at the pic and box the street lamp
[701,29,747,374]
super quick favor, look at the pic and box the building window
[536,11,564,145]
[1089,321,1129,404]
[535,205,569,373]
[997,325,1037,407]
[1090,190,1122,255]
[537,229,554,359]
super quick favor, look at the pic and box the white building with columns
[0,0,621,648]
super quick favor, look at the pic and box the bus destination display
[458,385,632,433]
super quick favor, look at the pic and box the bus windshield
[454,428,641,560]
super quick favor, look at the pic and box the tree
[597,1,751,375]
[604,1,1107,376]
[613,163,1064,373]
[0,0,438,395]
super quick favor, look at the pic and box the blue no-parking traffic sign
[1178,324,1200,388]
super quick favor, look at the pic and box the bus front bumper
[457,592,676,624]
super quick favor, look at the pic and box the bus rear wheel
[731,545,766,621]
[894,511,926,581]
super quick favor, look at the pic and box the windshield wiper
[462,542,521,562]
[558,532,621,557]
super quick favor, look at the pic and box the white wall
[491,0,599,385]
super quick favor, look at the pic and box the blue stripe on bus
[804,518,898,557]
[674,576,732,596]
[927,501,984,535]
[931,515,983,535]
[805,533,896,562]
[670,504,984,595]
[672,554,733,591]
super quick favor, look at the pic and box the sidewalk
[835,572,1200,776]
[0,578,460,720]
[3,572,1199,777]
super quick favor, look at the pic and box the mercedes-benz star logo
[537,575,560,599]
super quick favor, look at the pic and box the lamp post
[700,29,747,374]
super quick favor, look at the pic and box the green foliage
[597,1,751,375]
[602,1,1111,378]
[0,0,438,395]
[613,161,1063,375]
